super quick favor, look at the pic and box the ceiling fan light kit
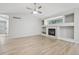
[32,11,39,14]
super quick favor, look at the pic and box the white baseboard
[7,34,41,39]
[41,34,79,44]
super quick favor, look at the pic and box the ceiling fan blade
[13,16,22,19]
[38,11,42,14]
[34,3,36,6]
[30,12,33,14]
[26,7,32,10]
[38,6,42,9]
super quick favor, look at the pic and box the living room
[0,3,79,55]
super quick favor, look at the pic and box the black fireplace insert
[48,29,55,36]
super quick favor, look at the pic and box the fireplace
[48,29,56,36]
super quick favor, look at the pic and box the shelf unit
[41,27,46,34]
[41,9,76,42]
[47,22,74,27]
[57,26,74,40]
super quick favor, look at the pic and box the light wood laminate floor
[0,35,79,55]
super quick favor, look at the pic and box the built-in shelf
[41,25,47,27]
[47,22,74,27]
[58,26,74,39]
[65,13,74,23]
[41,9,76,42]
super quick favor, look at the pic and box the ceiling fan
[12,3,42,19]
[26,3,42,15]
[13,16,22,19]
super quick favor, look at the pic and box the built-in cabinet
[41,8,79,43]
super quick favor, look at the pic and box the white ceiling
[0,3,79,18]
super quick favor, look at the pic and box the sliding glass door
[0,21,7,34]
[0,15,9,34]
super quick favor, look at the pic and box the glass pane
[48,18,63,24]
[0,21,6,34]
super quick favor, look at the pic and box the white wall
[8,14,41,39]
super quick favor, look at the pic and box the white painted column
[74,8,79,41]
